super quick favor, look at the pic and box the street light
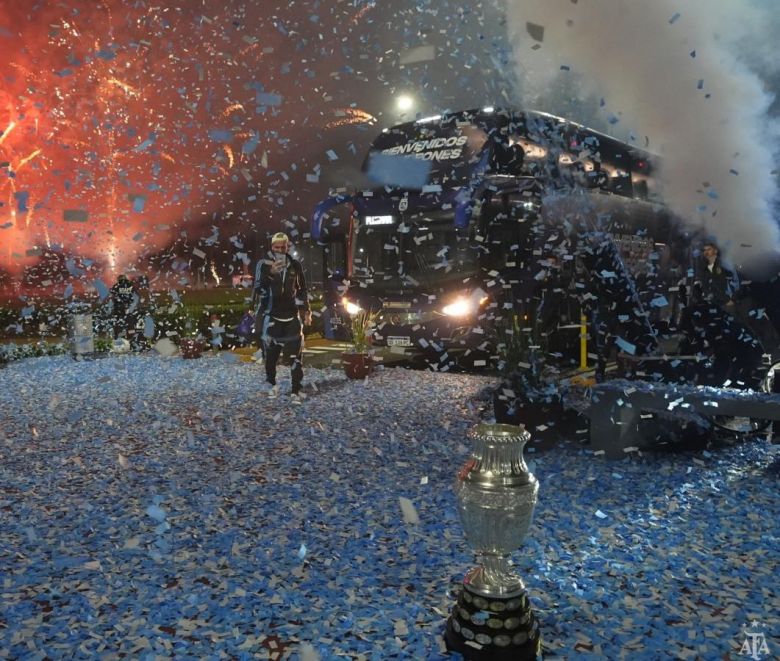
[396,94,414,113]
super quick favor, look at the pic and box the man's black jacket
[253,252,310,319]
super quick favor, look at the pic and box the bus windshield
[351,219,478,287]
[363,113,496,188]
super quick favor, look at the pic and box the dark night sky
[0,0,510,288]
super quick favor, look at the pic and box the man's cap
[271,232,289,244]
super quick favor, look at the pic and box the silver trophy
[445,423,541,660]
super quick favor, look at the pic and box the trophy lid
[470,423,531,442]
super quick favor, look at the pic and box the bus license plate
[387,336,412,347]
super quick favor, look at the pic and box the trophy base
[444,584,541,660]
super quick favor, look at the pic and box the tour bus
[310,107,764,384]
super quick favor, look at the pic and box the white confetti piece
[300,644,320,661]
[399,497,419,524]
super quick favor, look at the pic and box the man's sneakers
[265,383,304,403]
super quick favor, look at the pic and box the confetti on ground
[0,354,778,658]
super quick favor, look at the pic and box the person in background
[253,232,312,401]
[109,274,138,340]
[698,241,780,360]
[696,241,739,310]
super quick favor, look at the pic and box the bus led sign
[365,215,395,226]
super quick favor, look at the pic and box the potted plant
[492,313,564,439]
[179,307,206,359]
[342,308,378,379]
[180,336,205,359]
[94,336,113,356]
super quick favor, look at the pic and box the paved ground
[1,353,778,659]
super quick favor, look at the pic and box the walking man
[254,232,312,400]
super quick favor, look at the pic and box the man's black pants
[262,316,304,393]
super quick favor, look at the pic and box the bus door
[312,197,354,339]
[475,183,541,319]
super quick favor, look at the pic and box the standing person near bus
[253,232,312,400]
[697,240,780,360]
[685,240,765,385]
[696,241,739,310]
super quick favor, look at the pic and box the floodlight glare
[396,95,414,112]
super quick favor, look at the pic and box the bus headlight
[441,291,489,317]
[342,297,362,316]
[442,298,474,317]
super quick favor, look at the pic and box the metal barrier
[590,378,780,457]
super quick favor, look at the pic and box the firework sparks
[106,78,139,97]
[349,2,376,26]
[325,108,377,129]
[223,145,235,169]
[15,149,42,171]
[0,0,363,287]
[222,103,245,116]
[0,1,298,282]
[0,121,16,147]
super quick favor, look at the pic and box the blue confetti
[0,355,777,660]
[146,504,167,522]
[143,315,156,339]
[134,136,156,152]
[241,137,259,154]
[93,279,109,301]
[208,128,233,142]
[256,92,282,106]
[14,191,29,212]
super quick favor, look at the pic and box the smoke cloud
[504,0,780,276]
